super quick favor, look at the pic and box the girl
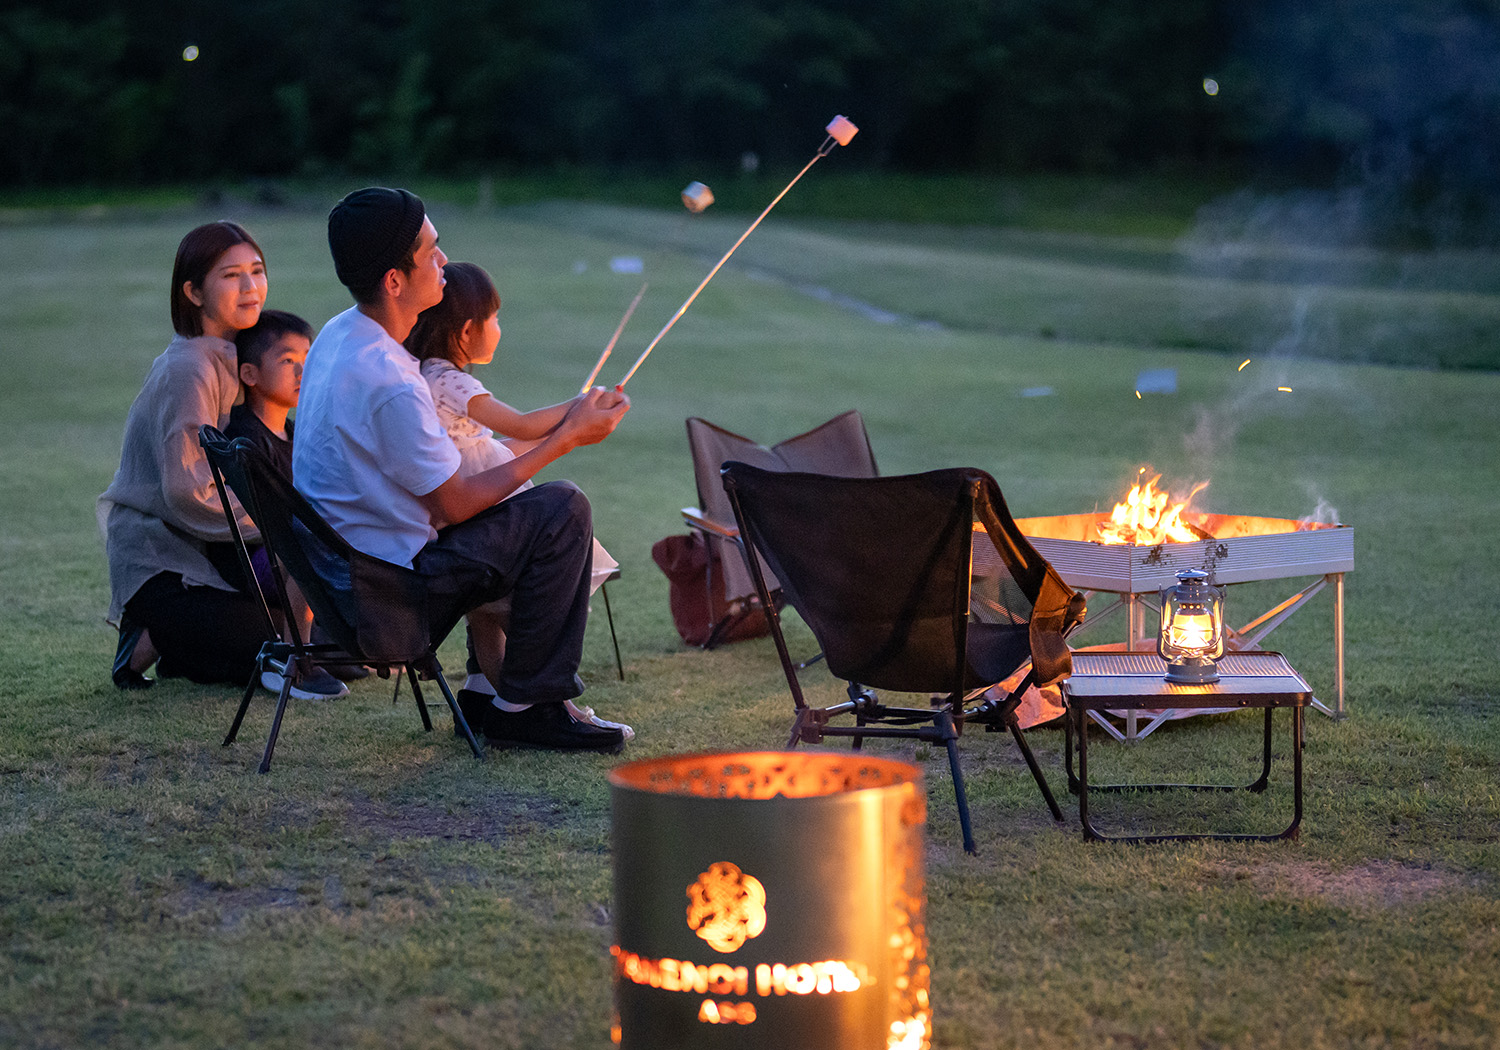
[98,221,344,698]
[406,261,629,738]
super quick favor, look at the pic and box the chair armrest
[681,507,739,541]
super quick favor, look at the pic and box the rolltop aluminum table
[1060,650,1312,843]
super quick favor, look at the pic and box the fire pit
[978,472,1353,733]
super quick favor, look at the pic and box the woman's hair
[405,261,500,364]
[170,221,265,337]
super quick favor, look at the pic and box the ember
[1096,468,1210,546]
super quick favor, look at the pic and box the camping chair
[198,425,484,772]
[720,462,1086,854]
[681,411,878,649]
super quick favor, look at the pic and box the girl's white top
[420,357,617,592]
[420,358,528,481]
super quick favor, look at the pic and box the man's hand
[417,386,629,530]
[558,385,630,450]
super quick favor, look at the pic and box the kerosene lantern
[1158,568,1226,684]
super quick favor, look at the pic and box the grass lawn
[0,188,1497,1049]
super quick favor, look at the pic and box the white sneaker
[565,699,635,741]
[261,659,350,700]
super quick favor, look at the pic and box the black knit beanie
[327,187,427,293]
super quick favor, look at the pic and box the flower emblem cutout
[685,861,767,953]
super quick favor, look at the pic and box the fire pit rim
[608,749,922,800]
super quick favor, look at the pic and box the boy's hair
[405,262,501,364]
[170,221,265,337]
[236,309,314,370]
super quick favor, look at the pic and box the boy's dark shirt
[226,402,295,481]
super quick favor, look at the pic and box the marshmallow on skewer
[825,115,858,146]
[617,116,860,390]
[682,181,715,213]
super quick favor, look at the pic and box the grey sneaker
[261,659,350,700]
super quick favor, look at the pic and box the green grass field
[1,185,1497,1048]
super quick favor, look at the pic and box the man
[294,187,631,751]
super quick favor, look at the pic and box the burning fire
[1096,470,1210,545]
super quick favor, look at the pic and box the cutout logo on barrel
[686,862,767,953]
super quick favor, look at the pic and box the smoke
[1182,404,1241,479]
[1217,1,1500,252]
[1174,2,1500,372]
[1298,495,1341,527]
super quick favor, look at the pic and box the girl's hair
[406,261,500,364]
[170,221,266,337]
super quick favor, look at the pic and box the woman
[99,221,334,694]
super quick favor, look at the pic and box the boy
[228,309,314,478]
[227,309,349,699]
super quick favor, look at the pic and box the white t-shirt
[293,307,460,567]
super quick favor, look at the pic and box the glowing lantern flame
[1096,470,1209,545]
[1166,608,1215,653]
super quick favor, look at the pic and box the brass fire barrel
[609,751,930,1050]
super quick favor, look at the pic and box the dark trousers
[125,571,272,685]
[413,481,593,706]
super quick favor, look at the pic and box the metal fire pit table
[1000,513,1352,734]
[1060,650,1311,843]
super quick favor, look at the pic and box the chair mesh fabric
[200,427,432,664]
[722,462,1083,846]
[974,482,1082,689]
[723,464,1061,695]
[686,411,878,602]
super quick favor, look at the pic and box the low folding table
[1060,650,1311,843]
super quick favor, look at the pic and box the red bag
[651,532,775,647]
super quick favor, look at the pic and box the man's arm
[417,386,629,529]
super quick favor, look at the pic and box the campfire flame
[1096,470,1210,545]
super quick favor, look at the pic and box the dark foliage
[2,0,1497,235]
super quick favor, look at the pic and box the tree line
[2,0,1497,209]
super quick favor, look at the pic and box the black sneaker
[482,701,626,753]
[453,689,495,739]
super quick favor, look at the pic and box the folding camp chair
[199,425,484,772]
[720,463,1085,854]
[681,411,878,649]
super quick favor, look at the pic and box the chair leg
[600,580,624,681]
[933,710,977,855]
[225,668,261,747]
[432,668,485,760]
[787,708,809,749]
[406,665,434,732]
[848,683,871,750]
[226,644,275,747]
[257,669,296,774]
[947,739,977,856]
[1009,721,1065,822]
[794,650,826,671]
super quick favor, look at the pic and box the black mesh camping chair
[199,425,484,772]
[680,411,878,649]
[720,462,1085,854]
